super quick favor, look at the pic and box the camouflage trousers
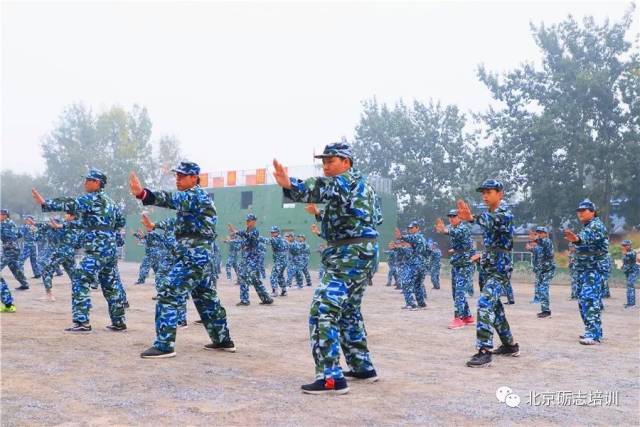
[431,262,440,289]
[286,261,304,288]
[270,259,287,292]
[400,263,426,307]
[576,269,603,340]
[138,253,160,283]
[451,265,472,318]
[386,264,398,285]
[626,271,638,306]
[536,268,555,312]
[476,274,515,349]
[1,277,13,306]
[19,243,41,277]
[154,244,231,352]
[310,241,377,380]
[156,257,186,325]
[239,264,273,304]
[42,251,77,290]
[483,269,514,304]
[601,275,611,298]
[73,253,125,325]
[1,247,28,287]
[570,268,578,299]
[225,257,238,281]
[113,264,128,306]
[300,262,312,286]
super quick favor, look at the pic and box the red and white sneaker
[462,315,475,325]
[448,317,465,329]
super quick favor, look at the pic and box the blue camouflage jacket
[573,217,609,272]
[473,201,514,278]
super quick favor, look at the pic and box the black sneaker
[204,340,236,353]
[193,319,204,325]
[343,369,379,383]
[236,301,250,306]
[417,303,427,309]
[178,321,188,329]
[491,343,520,357]
[105,323,127,332]
[55,272,64,277]
[15,285,29,291]
[135,281,145,285]
[401,304,418,311]
[32,275,41,279]
[506,301,515,305]
[259,299,274,305]
[280,290,288,296]
[123,301,130,309]
[90,285,99,290]
[466,349,492,367]
[64,323,92,333]
[301,378,349,395]
[537,311,551,318]
[140,346,176,359]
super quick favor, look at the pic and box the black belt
[86,226,115,231]
[327,237,376,248]
[575,252,607,257]
[175,232,213,241]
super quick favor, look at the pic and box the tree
[352,98,478,227]
[153,134,182,190]
[0,171,53,218]
[41,103,157,214]
[477,8,640,234]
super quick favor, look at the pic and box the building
[125,164,397,269]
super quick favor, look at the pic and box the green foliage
[0,171,53,217]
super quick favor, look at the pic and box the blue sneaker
[301,378,349,395]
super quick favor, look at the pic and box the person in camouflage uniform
[297,234,313,287]
[436,209,475,330]
[286,232,304,288]
[274,142,382,395]
[1,209,30,290]
[601,254,612,300]
[457,179,520,367]
[430,242,441,290]
[526,238,541,304]
[395,221,428,310]
[32,169,127,333]
[224,233,241,281]
[620,240,638,308]
[18,215,42,278]
[269,225,289,296]
[36,213,81,302]
[530,227,555,318]
[130,161,234,358]
[212,240,222,281]
[563,199,608,345]
[0,276,16,312]
[384,243,399,287]
[230,213,274,306]
[134,229,163,285]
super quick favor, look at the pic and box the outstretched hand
[49,218,62,229]
[141,213,155,231]
[305,203,320,216]
[310,223,321,235]
[394,227,402,239]
[272,159,291,189]
[31,188,45,206]
[456,200,473,221]
[228,223,238,234]
[129,172,144,197]
[435,218,446,233]
[564,229,579,243]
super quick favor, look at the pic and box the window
[241,191,253,209]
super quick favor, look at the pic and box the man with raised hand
[273,142,382,395]
[129,161,234,358]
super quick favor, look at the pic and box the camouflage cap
[535,226,548,233]
[246,213,257,221]
[270,225,280,233]
[576,199,596,211]
[23,214,34,220]
[0,209,9,215]
[171,161,200,176]
[297,234,305,238]
[476,179,504,192]
[314,142,353,161]
[621,239,632,246]
[85,168,107,185]
[408,220,420,229]
[447,209,459,217]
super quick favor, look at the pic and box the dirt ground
[1,262,639,426]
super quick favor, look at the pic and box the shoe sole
[448,325,465,330]
[104,327,127,332]
[141,352,176,359]
[347,376,379,383]
[64,329,92,334]
[466,362,492,368]
[302,387,350,395]
[204,346,237,353]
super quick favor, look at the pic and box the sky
[1,1,637,176]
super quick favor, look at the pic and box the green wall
[125,184,397,269]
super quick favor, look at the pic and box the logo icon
[497,386,520,408]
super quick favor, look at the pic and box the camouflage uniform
[399,225,429,309]
[42,172,126,327]
[283,161,381,381]
[19,220,42,277]
[225,237,241,281]
[286,239,304,288]
[601,255,612,299]
[445,221,474,319]
[568,245,578,299]
[135,231,162,283]
[153,218,187,325]
[258,236,268,279]
[269,227,288,294]
[621,242,638,307]
[430,246,441,289]
[236,226,273,304]
[1,213,30,288]
[572,201,608,342]
[530,243,542,303]
[212,240,222,281]
[385,247,398,286]
[534,231,555,313]
[1,276,14,308]
[472,200,516,350]
[39,220,81,291]
[298,237,313,287]
[136,162,232,352]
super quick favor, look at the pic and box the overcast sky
[2,1,637,175]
